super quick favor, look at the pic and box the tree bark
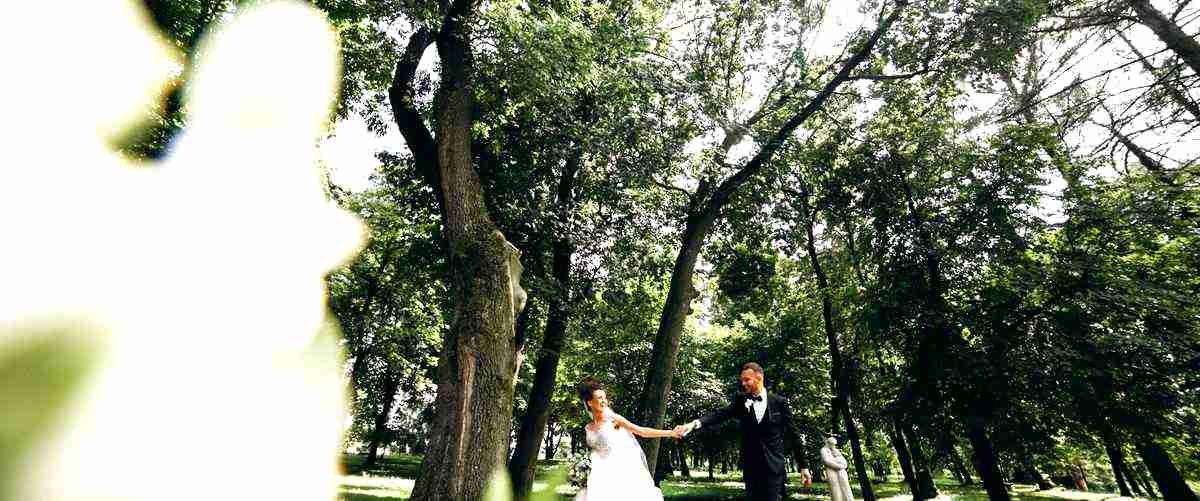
[1105,437,1135,497]
[507,144,581,500]
[1127,458,1157,497]
[1120,454,1148,496]
[634,2,910,474]
[364,370,404,467]
[636,215,710,475]
[1127,0,1200,77]
[401,1,527,499]
[966,421,1011,501]
[890,421,921,498]
[797,184,876,501]
[1111,128,1177,186]
[902,424,941,501]
[1136,437,1198,501]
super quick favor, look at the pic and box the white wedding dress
[575,409,664,501]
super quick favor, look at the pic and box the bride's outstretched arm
[610,413,681,439]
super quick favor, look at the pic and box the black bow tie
[748,395,763,402]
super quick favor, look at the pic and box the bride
[575,377,682,501]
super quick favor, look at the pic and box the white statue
[822,436,856,501]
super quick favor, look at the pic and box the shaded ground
[338,454,1170,501]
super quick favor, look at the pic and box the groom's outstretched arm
[695,396,739,430]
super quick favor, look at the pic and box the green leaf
[0,326,99,498]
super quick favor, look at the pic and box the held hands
[672,422,696,438]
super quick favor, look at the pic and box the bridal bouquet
[567,450,591,488]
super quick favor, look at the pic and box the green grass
[337,455,1158,501]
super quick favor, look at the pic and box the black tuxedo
[699,392,801,501]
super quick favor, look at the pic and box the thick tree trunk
[1127,0,1200,77]
[637,216,710,474]
[1136,437,1198,501]
[365,370,404,467]
[966,421,1011,501]
[405,2,526,499]
[1105,437,1134,497]
[508,145,580,501]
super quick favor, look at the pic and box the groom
[676,362,801,501]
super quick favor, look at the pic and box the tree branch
[388,28,440,198]
[652,177,695,197]
[703,0,910,215]
[1172,0,1194,21]
[850,67,935,81]
[1032,17,1131,33]
[1116,29,1200,121]
[997,43,1176,122]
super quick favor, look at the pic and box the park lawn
[338,455,1156,501]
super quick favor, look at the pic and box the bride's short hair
[577,376,604,404]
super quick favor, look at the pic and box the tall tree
[635,0,912,472]
[327,178,444,467]
[386,0,530,498]
[780,140,878,501]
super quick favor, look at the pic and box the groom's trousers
[744,461,786,501]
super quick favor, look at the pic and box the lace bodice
[585,412,619,457]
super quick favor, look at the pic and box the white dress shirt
[746,387,767,423]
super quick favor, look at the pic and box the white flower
[0,1,364,500]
